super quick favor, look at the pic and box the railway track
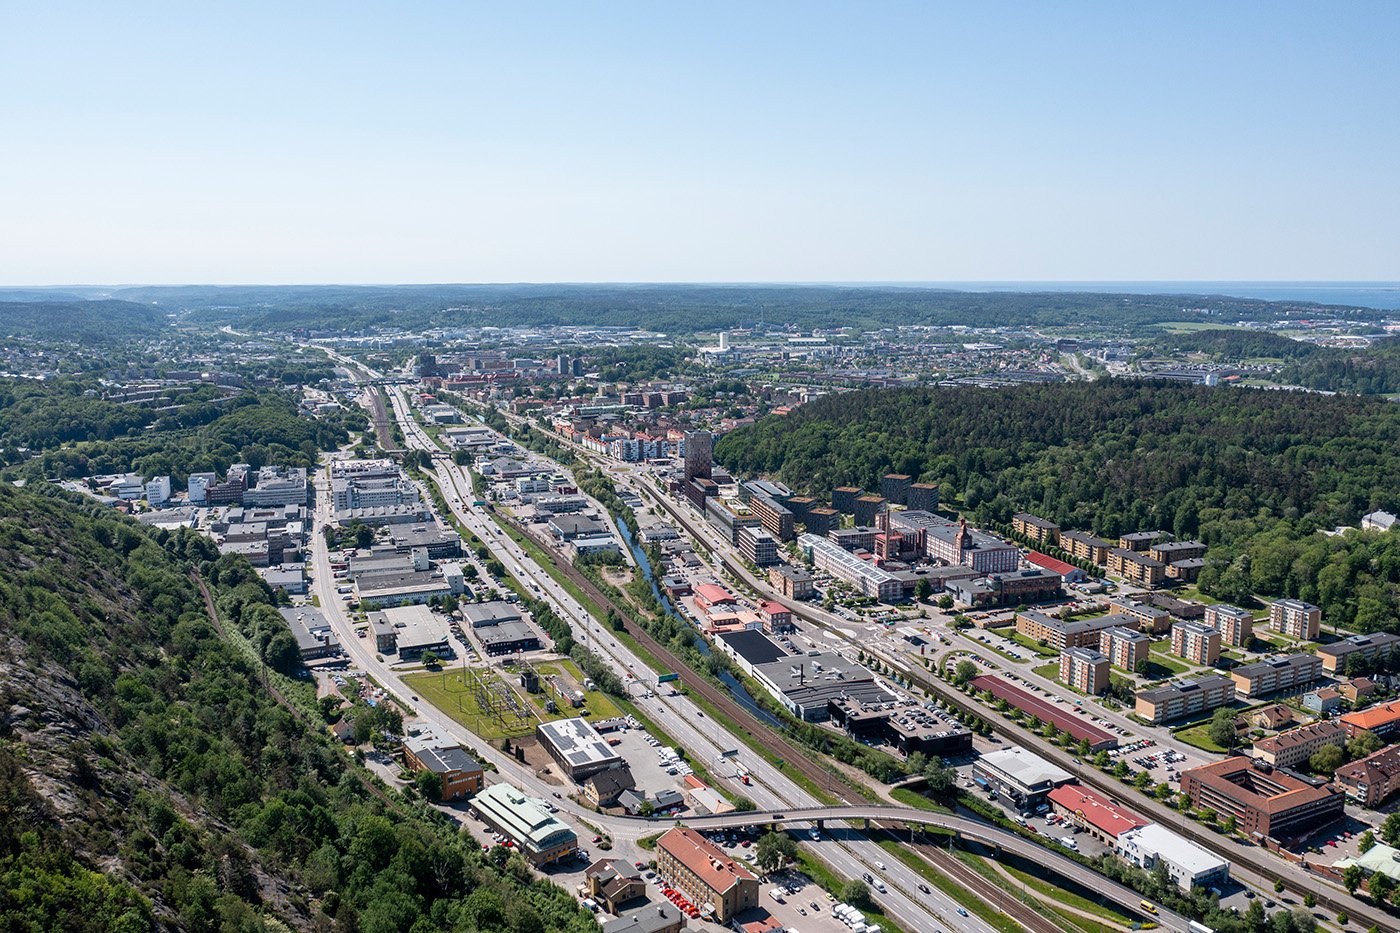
[504,514,864,806]
[912,840,1063,933]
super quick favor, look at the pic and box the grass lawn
[522,658,625,720]
[1010,631,1059,658]
[1173,721,1231,754]
[1173,584,1224,605]
[1000,863,1139,926]
[890,787,952,813]
[795,851,909,933]
[1033,661,1062,681]
[1146,652,1190,676]
[404,668,538,741]
[956,853,1127,933]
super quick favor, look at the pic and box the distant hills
[1,283,1391,336]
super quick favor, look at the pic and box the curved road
[626,806,1185,930]
[305,355,999,933]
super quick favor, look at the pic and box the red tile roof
[658,826,756,895]
[1340,701,1400,732]
[1047,784,1147,839]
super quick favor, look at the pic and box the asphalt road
[351,381,994,933]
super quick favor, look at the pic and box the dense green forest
[1279,336,1400,395]
[716,381,1400,629]
[0,483,596,932]
[1152,330,1400,394]
[0,299,170,343]
[1151,329,1320,361]
[0,380,365,482]
[5,285,1383,336]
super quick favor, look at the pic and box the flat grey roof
[462,600,523,627]
[536,718,623,770]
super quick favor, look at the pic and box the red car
[592,835,602,843]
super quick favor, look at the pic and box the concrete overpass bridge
[623,805,1192,931]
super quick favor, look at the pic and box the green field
[1173,721,1231,754]
[1153,321,1248,333]
[1033,661,1061,681]
[1146,652,1190,676]
[403,662,622,742]
[1010,631,1059,657]
[527,659,625,720]
[890,786,952,813]
[404,668,538,740]
[1000,862,1139,927]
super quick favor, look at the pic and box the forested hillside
[716,381,1400,628]
[0,380,366,482]
[0,483,596,932]
[0,300,169,343]
[1152,330,1400,394]
[43,284,1384,335]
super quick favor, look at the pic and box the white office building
[1116,824,1230,892]
[145,475,172,507]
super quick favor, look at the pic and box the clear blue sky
[2,2,1396,284]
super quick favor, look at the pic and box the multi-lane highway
[307,357,1002,933]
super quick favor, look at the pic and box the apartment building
[749,493,796,542]
[1016,611,1127,652]
[1340,701,1400,740]
[1250,721,1347,770]
[1335,744,1400,807]
[1134,675,1236,724]
[1107,548,1167,587]
[1149,540,1207,564]
[1205,604,1254,648]
[1118,531,1169,552]
[853,494,886,527]
[1110,598,1172,635]
[1062,530,1112,565]
[1060,646,1111,694]
[1012,512,1061,546]
[1316,632,1400,673]
[1230,654,1323,698]
[803,506,839,536]
[768,565,814,600]
[880,473,912,505]
[1100,626,1151,671]
[655,827,759,922]
[907,481,938,512]
[1171,620,1221,666]
[1271,599,1322,641]
[831,486,862,514]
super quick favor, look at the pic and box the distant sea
[917,281,1400,312]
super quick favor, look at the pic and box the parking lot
[607,717,701,805]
